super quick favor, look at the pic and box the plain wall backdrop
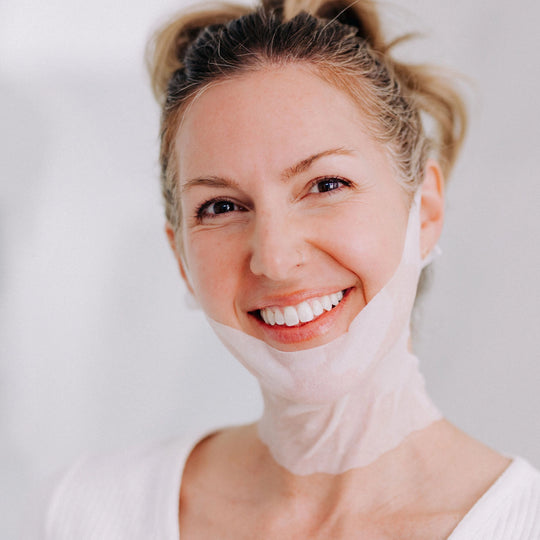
[1,0,539,536]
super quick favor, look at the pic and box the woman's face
[171,65,431,351]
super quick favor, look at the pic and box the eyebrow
[282,147,356,179]
[181,175,240,194]
[181,147,356,192]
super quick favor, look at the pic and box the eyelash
[195,198,246,221]
[308,176,351,193]
[194,176,351,222]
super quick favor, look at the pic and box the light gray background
[1,0,539,536]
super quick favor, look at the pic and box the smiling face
[169,64,440,351]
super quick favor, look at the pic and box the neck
[207,193,440,475]
[257,332,441,475]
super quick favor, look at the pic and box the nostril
[249,245,305,280]
[249,217,306,280]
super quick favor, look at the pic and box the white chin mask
[207,191,441,475]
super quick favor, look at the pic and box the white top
[40,431,540,540]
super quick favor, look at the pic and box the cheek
[310,202,407,300]
[184,231,246,321]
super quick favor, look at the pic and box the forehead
[175,64,389,182]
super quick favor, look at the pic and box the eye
[196,198,246,220]
[308,177,350,193]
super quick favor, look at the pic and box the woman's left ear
[419,159,445,260]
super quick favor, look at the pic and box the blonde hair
[147,0,467,231]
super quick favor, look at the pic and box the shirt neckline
[447,456,528,538]
[172,434,530,540]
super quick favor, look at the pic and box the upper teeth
[259,290,344,327]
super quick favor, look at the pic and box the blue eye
[309,177,349,193]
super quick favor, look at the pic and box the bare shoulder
[407,419,512,528]
[427,422,540,538]
[178,424,266,538]
[180,423,263,493]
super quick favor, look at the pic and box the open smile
[251,288,350,328]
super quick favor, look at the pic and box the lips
[256,290,346,327]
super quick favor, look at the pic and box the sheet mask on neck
[207,191,442,475]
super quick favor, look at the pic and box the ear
[165,222,195,295]
[419,159,445,260]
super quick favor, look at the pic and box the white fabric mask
[207,192,441,475]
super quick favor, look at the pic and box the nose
[249,209,305,281]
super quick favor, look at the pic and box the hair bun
[276,0,385,50]
[147,3,252,103]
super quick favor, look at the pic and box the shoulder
[450,457,540,540]
[42,431,209,540]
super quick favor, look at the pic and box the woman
[41,0,540,538]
